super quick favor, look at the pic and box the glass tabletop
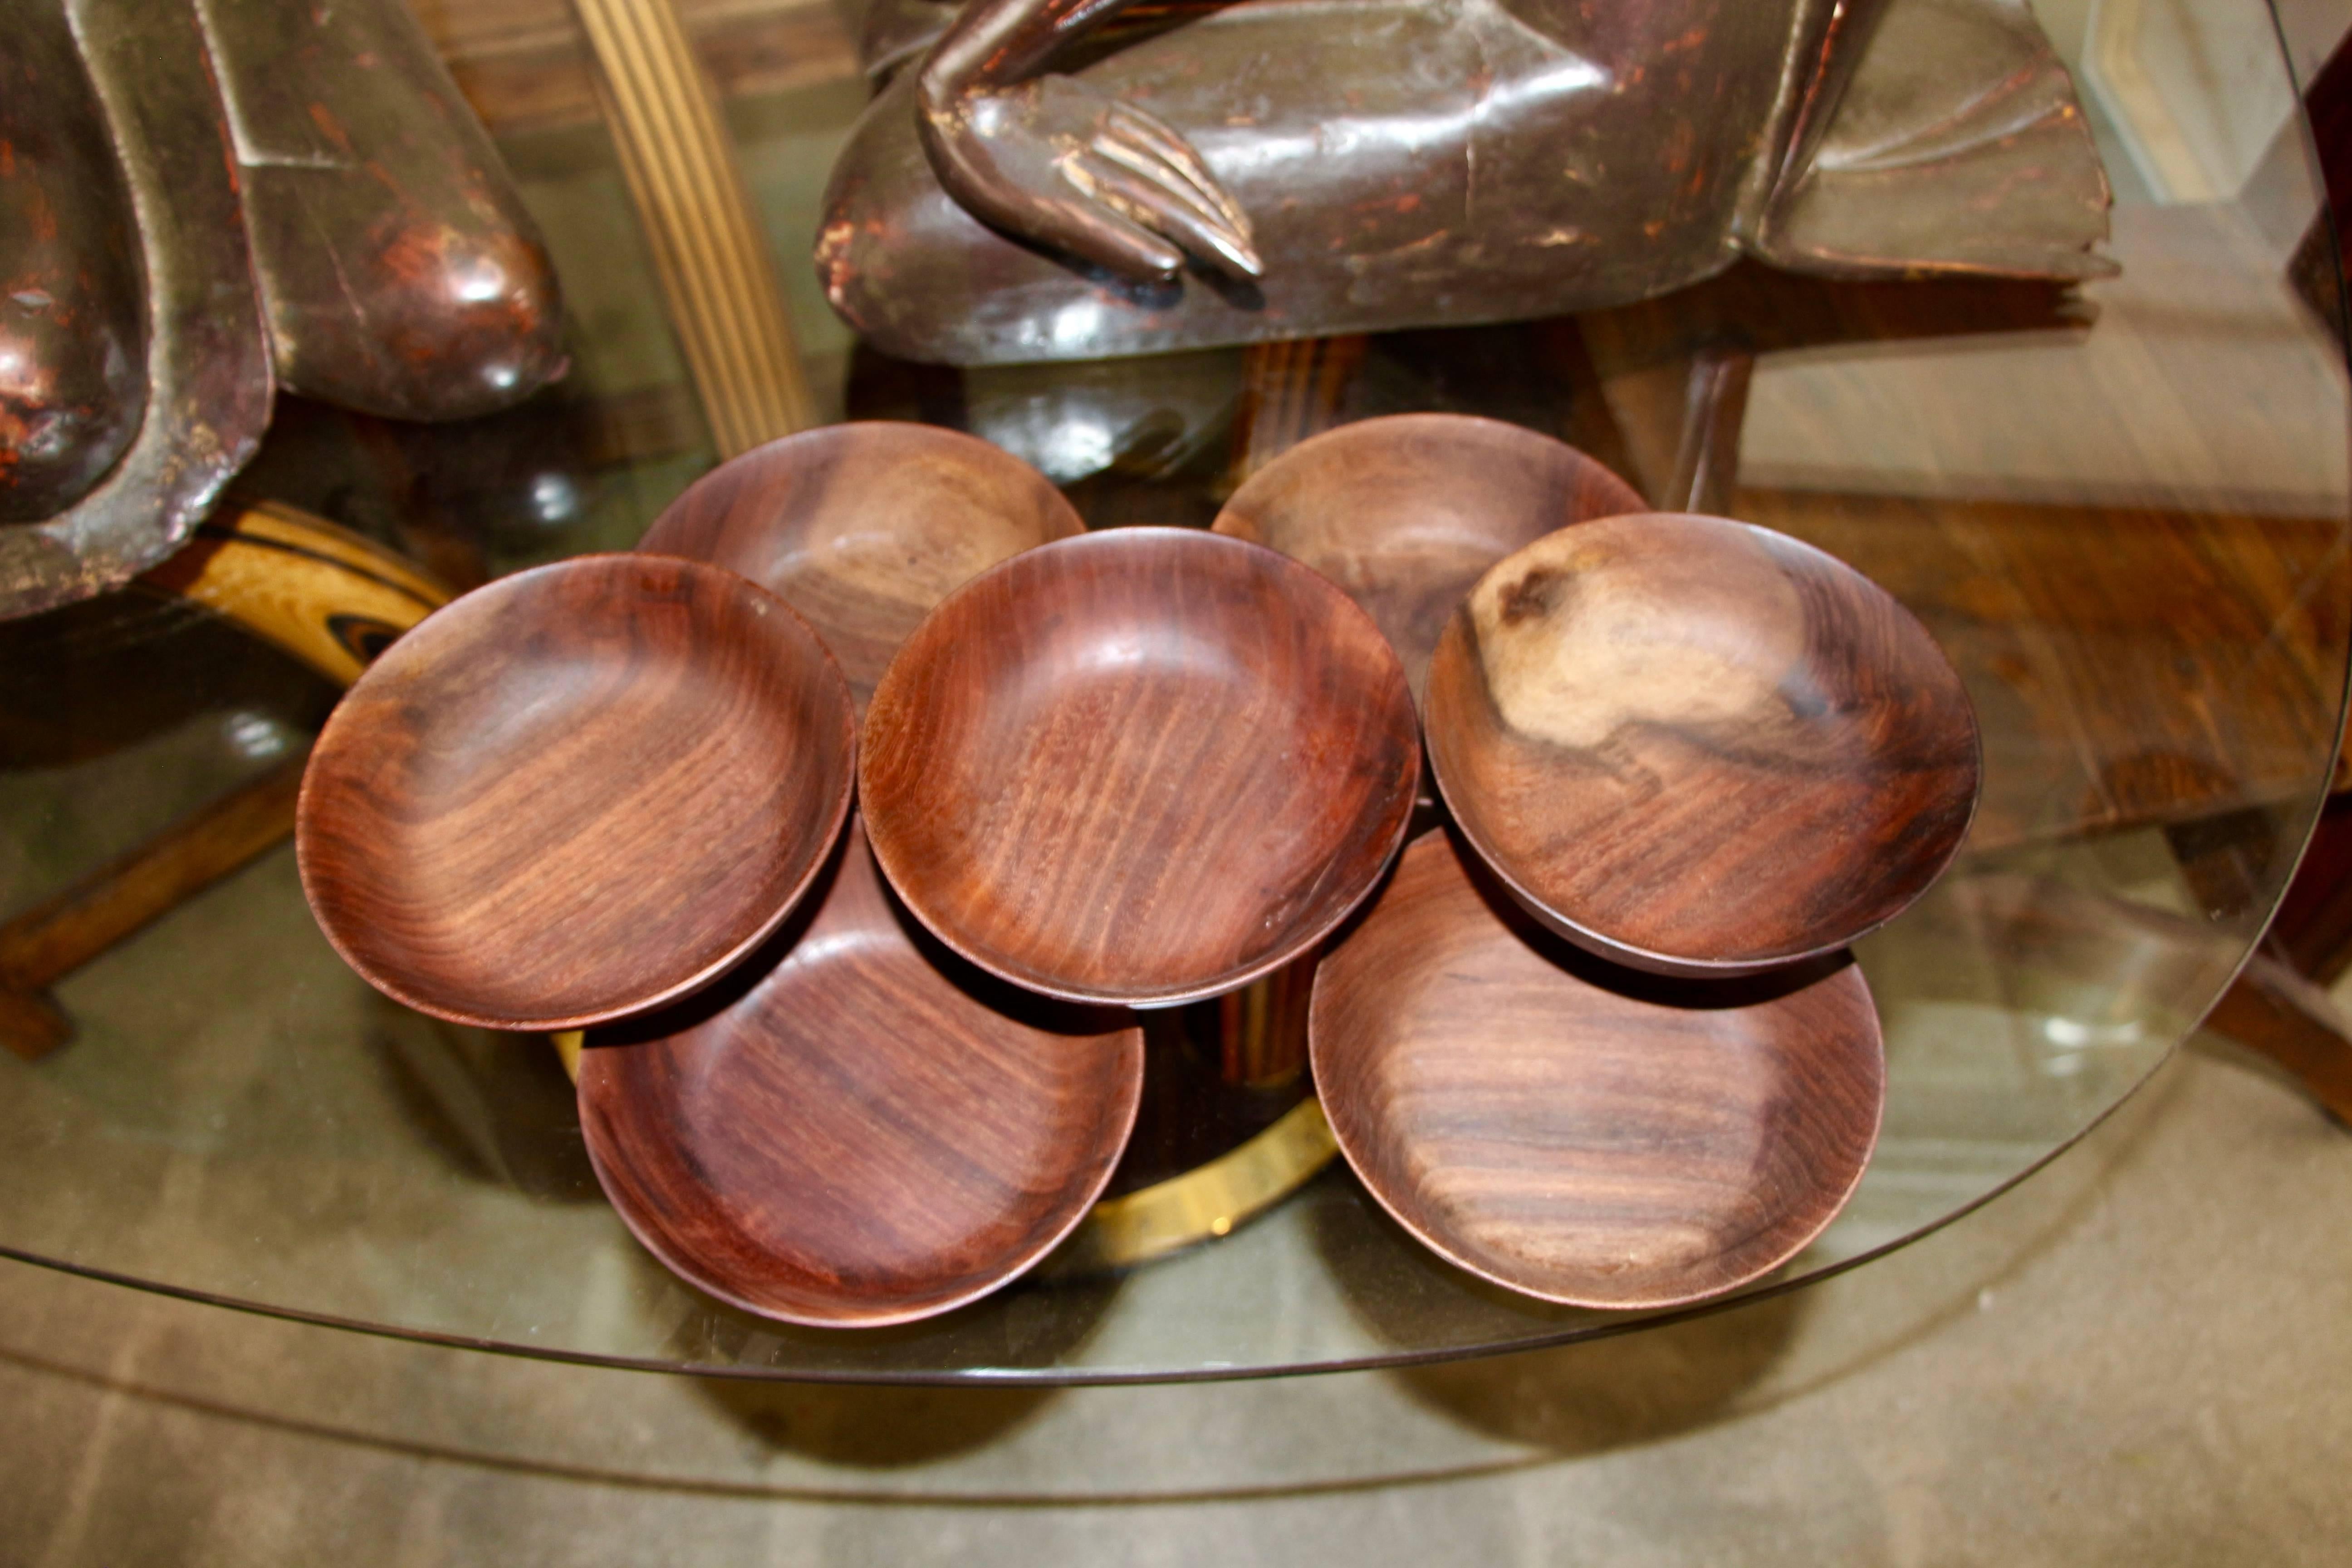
[0,0,2345,1382]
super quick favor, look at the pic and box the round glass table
[0,0,2345,1383]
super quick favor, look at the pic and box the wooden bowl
[578,820,1144,1328]
[1212,414,1645,703]
[637,422,1083,710]
[296,555,856,1030]
[1424,513,1980,977]
[861,527,1421,1007]
[1312,829,1885,1310]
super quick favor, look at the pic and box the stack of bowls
[298,413,1978,1323]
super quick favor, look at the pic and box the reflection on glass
[0,0,2342,1382]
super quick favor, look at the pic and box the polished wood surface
[298,554,855,1029]
[578,819,1143,1326]
[0,0,272,618]
[862,527,1420,1006]
[819,0,2111,364]
[199,0,567,423]
[1425,512,1980,977]
[637,423,1082,710]
[138,502,451,686]
[1213,414,1645,703]
[1311,829,1885,1309]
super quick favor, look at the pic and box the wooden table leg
[1,504,446,1059]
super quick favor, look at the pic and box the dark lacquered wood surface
[862,527,1421,1006]
[819,0,2113,364]
[0,0,273,619]
[1213,414,1645,704]
[637,422,1082,710]
[1424,513,1980,977]
[0,0,146,524]
[578,819,1144,1327]
[297,554,855,1029]
[203,0,567,423]
[1312,829,1884,1310]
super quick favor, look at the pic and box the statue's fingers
[1045,159,1188,279]
[1106,102,1251,233]
[1072,151,1262,281]
[1088,134,1231,236]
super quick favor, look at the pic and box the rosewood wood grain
[578,819,1144,1327]
[637,422,1082,710]
[861,527,1421,1007]
[1424,513,1980,978]
[1212,414,1645,704]
[1311,829,1886,1310]
[297,554,856,1030]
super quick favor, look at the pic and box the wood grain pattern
[297,554,855,1029]
[1425,513,1980,977]
[861,527,1421,1006]
[637,423,1082,711]
[1213,414,1646,704]
[1311,829,1885,1310]
[578,819,1143,1327]
[137,501,451,686]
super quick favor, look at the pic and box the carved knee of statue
[816,0,1783,367]
[202,0,568,422]
[814,0,2116,368]
[1,4,145,523]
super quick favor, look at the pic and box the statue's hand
[918,73,1260,284]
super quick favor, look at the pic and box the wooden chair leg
[2208,945,2352,1124]
[1,504,446,1059]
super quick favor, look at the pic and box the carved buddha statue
[817,0,2115,364]
[0,0,564,617]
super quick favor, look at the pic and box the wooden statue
[0,0,565,618]
[817,0,2116,363]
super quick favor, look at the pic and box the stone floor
[3,1033,2346,1567]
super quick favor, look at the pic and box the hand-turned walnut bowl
[578,820,1145,1328]
[861,527,1422,1008]
[1311,829,1885,1310]
[297,555,857,1030]
[637,422,1084,710]
[1424,513,1980,978]
[1213,413,1646,703]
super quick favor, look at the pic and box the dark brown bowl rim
[1426,513,1984,978]
[1308,828,1888,1311]
[862,526,1422,1008]
[295,554,858,1032]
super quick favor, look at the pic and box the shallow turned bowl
[1213,413,1645,703]
[861,527,1421,1008]
[637,422,1083,710]
[1424,513,1980,977]
[1312,830,1884,1310]
[579,820,1144,1328]
[297,555,856,1030]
